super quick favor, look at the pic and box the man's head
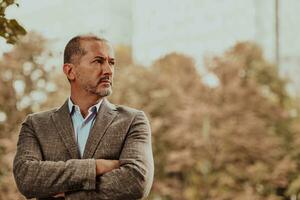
[63,35,115,98]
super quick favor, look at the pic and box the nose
[102,61,113,75]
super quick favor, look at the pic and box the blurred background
[1,0,300,199]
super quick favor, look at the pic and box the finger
[53,192,65,198]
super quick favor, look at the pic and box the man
[13,35,154,200]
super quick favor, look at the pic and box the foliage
[110,43,300,200]
[0,32,55,199]
[0,0,26,44]
[1,34,300,200]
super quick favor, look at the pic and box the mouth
[98,77,111,85]
[100,80,110,83]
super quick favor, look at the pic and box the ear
[63,63,76,81]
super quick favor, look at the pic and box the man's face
[73,40,115,97]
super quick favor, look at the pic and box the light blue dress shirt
[68,98,102,157]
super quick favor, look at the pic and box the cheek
[77,67,97,77]
[111,68,115,77]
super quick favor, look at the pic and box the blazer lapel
[83,98,118,159]
[51,100,80,159]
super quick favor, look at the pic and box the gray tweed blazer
[13,98,154,200]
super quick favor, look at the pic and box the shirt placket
[74,107,96,157]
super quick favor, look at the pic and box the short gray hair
[63,35,107,64]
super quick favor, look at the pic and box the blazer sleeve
[65,111,154,200]
[13,114,97,199]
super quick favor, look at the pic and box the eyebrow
[93,56,115,60]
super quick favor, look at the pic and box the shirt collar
[68,97,103,114]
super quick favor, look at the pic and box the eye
[109,60,115,65]
[93,59,105,64]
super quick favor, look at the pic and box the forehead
[80,40,114,58]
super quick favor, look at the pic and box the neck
[70,90,102,118]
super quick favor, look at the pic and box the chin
[96,88,112,97]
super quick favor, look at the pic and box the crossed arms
[13,111,154,199]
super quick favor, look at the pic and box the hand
[53,192,65,198]
[96,159,119,175]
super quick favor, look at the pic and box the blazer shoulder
[27,107,58,120]
[114,104,144,116]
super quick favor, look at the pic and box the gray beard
[77,74,113,97]
[94,87,112,97]
[84,84,112,97]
